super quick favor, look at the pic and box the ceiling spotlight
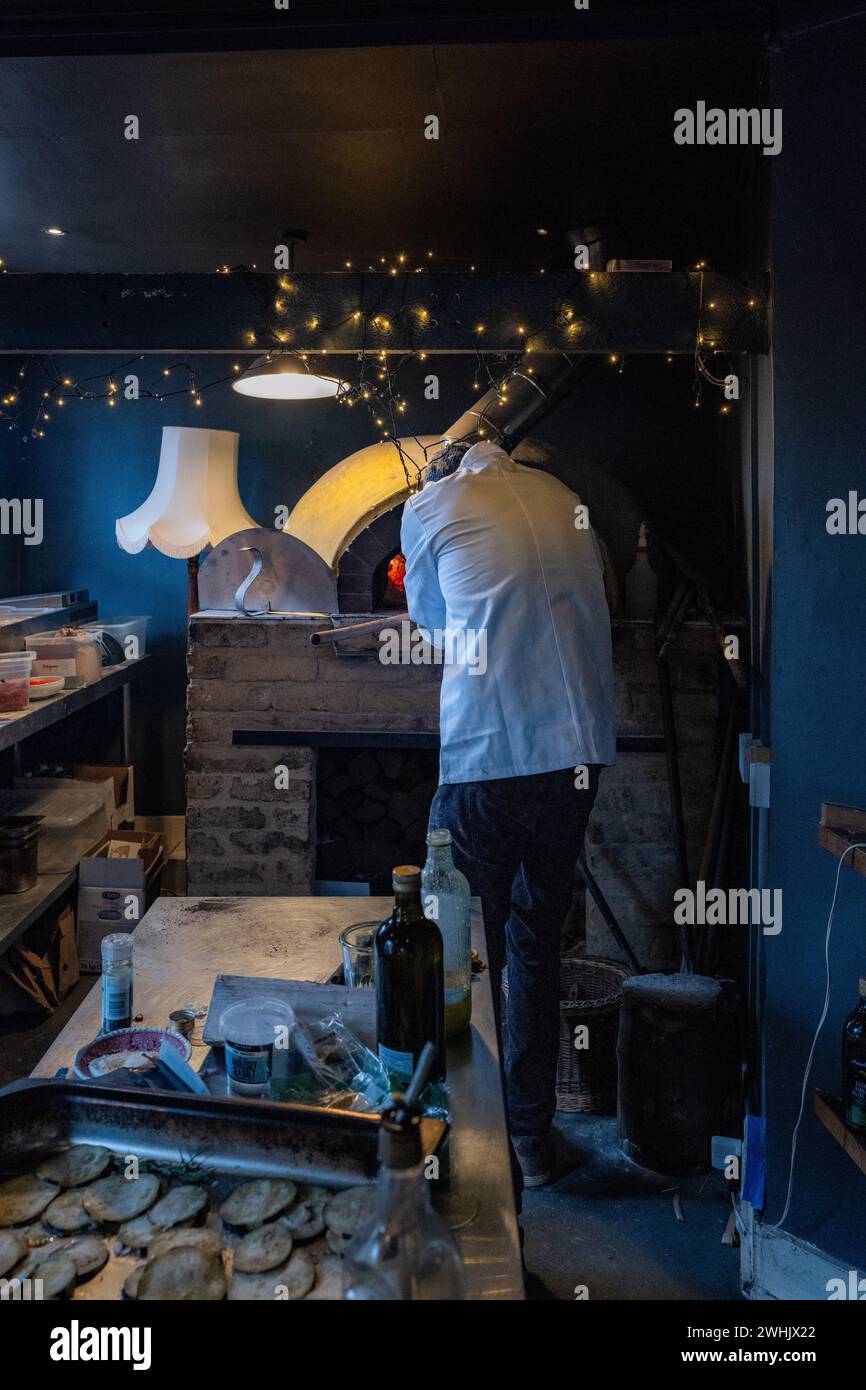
[231,354,346,401]
[43,226,67,236]
[535,227,549,236]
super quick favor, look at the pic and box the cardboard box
[134,813,184,859]
[70,765,134,828]
[55,905,79,999]
[77,830,163,972]
[79,829,161,884]
[0,904,78,1017]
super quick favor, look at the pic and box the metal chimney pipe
[443,352,579,454]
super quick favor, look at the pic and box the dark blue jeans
[429,766,601,1138]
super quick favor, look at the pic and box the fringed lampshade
[116,427,258,613]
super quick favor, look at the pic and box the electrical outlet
[711,1135,742,1170]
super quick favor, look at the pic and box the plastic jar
[219,997,297,1098]
[0,652,36,712]
[25,633,100,687]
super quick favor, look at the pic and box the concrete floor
[1,990,742,1302]
[523,1113,742,1301]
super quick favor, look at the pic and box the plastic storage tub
[84,616,149,661]
[0,651,36,712]
[0,784,107,873]
[25,632,100,687]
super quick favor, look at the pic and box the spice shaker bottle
[100,933,134,1034]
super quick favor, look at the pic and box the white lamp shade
[231,354,346,400]
[116,427,258,559]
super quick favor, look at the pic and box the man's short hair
[424,439,472,484]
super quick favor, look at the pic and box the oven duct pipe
[283,354,582,570]
[443,352,579,455]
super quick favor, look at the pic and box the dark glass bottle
[376,865,445,1085]
[843,977,866,1133]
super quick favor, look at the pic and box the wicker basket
[555,957,629,1112]
[504,956,630,1114]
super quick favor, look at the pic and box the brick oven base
[186,613,719,969]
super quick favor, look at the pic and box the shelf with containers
[0,660,147,958]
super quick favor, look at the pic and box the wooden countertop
[33,893,524,1301]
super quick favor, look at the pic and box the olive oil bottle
[375,866,445,1085]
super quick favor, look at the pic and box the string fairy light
[0,252,760,442]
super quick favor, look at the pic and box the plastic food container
[25,632,100,688]
[28,676,65,701]
[219,997,297,1098]
[0,814,43,893]
[84,616,149,661]
[0,784,107,873]
[0,652,36,712]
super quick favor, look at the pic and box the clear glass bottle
[422,829,472,1038]
[343,1096,466,1301]
[100,933,133,1034]
[624,521,658,619]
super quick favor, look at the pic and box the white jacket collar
[459,441,513,472]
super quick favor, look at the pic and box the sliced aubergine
[303,1253,344,1300]
[281,1199,326,1242]
[323,1184,375,1238]
[147,1183,208,1231]
[148,1227,223,1262]
[325,1229,354,1258]
[138,1247,226,1301]
[228,1249,315,1301]
[117,1215,158,1252]
[55,1234,109,1280]
[0,1229,26,1276]
[82,1173,160,1225]
[37,1145,112,1189]
[43,1189,95,1234]
[233,1222,293,1274]
[0,1175,60,1227]
[24,1234,109,1282]
[219,1179,296,1229]
[32,1254,77,1300]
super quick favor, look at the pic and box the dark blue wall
[762,23,866,1268]
[0,365,22,595]
[8,351,728,811]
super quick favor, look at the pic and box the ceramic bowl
[73,1026,191,1081]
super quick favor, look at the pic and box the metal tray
[0,1077,443,1187]
[0,1078,446,1301]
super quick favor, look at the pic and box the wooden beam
[814,1090,866,1180]
[0,2,774,60]
[0,272,768,355]
[818,802,866,880]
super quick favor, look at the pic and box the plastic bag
[269,1010,388,1109]
[273,1010,448,1117]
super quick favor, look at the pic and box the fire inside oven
[384,552,406,606]
[373,550,406,609]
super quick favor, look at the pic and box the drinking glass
[339,921,378,988]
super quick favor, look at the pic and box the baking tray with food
[0,1078,446,1301]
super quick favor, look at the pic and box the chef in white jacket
[401,438,615,1187]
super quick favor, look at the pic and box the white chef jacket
[400,441,616,784]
